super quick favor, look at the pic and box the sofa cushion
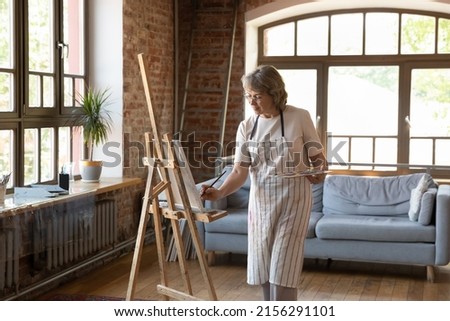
[323,173,433,216]
[307,211,323,238]
[315,214,435,243]
[204,208,248,234]
[418,188,437,225]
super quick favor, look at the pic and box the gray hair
[241,65,288,111]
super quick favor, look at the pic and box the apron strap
[280,109,285,137]
[250,115,260,140]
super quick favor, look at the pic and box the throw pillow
[418,188,437,225]
[408,188,422,221]
[408,175,431,221]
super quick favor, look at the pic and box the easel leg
[152,201,169,300]
[170,219,193,295]
[126,174,152,300]
[184,216,218,300]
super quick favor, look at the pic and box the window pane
[438,18,450,54]
[436,140,450,165]
[43,75,54,107]
[58,127,71,169]
[410,68,450,136]
[410,139,433,165]
[374,138,398,171]
[401,14,435,54]
[24,128,39,185]
[64,77,73,106]
[331,13,363,55]
[0,73,13,112]
[64,77,85,107]
[0,129,13,187]
[297,16,328,56]
[350,138,373,170]
[328,66,399,135]
[278,69,317,121]
[28,0,54,72]
[263,22,295,56]
[64,0,85,75]
[327,136,349,170]
[28,0,55,110]
[410,68,450,167]
[328,66,399,169]
[40,127,54,181]
[365,13,399,55]
[29,74,41,107]
[72,126,83,175]
[0,0,13,68]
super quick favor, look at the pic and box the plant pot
[80,160,103,183]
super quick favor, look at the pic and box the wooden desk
[0,177,142,217]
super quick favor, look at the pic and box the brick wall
[122,0,175,180]
[121,0,278,182]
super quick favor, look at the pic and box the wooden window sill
[0,177,142,217]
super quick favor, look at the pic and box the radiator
[0,198,117,293]
[34,198,117,271]
[0,228,19,292]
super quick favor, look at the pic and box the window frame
[258,8,450,179]
[0,0,88,189]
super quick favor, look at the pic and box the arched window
[258,9,450,178]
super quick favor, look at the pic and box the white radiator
[0,228,19,292]
[43,199,117,270]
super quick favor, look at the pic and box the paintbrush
[200,170,226,197]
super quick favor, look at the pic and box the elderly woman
[201,65,327,301]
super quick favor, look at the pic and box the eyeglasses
[243,93,264,102]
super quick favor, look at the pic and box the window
[0,0,87,189]
[259,9,450,178]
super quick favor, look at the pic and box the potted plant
[75,86,113,182]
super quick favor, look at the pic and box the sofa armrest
[435,184,450,265]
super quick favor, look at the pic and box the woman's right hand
[200,185,221,201]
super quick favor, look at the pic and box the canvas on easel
[161,140,205,213]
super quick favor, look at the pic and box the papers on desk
[15,185,68,199]
[30,184,69,195]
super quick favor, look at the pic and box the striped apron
[247,111,312,288]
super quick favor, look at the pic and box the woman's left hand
[307,172,327,184]
[307,152,328,184]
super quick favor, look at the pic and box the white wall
[89,0,123,177]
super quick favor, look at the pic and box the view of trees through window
[260,10,450,177]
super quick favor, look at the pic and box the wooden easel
[126,53,226,301]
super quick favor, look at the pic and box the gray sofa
[200,166,450,281]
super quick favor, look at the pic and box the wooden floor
[38,242,450,301]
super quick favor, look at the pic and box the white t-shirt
[234,105,323,172]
